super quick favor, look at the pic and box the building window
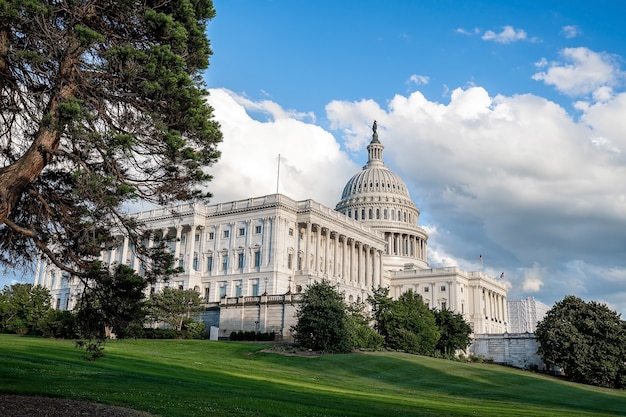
[239,228,245,236]
[193,256,198,271]
[207,256,213,272]
[252,280,259,296]
[348,210,352,218]
[180,236,186,244]
[287,253,293,269]
[223,230,229,238]
[369,209,373,219]
[204,287,210,301]
[440,285,446,291]
[255,225,262,234]
[441,301,447,310]
[219,284,226,298]
[376,209,380,219]
[254,251,261,267]
[361,209,365,219]
[178,258,184,269]
[238,253,244,269]
[289,228,294,236]
[195,234,199,242]
[355,210,358,220]
[235,281,242,297]
[208,232,214,240]
[424,287,429,292]
[297,254,303,270]
[222,255,228,271]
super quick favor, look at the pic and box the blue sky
[5,1,626,316]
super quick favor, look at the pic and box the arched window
[369,209,373,219]
[384,209,387,219]
[376,209,380,219]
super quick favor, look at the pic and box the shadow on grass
[1,336,625,417]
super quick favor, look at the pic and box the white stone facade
[35,125,508,338]
[507,297,550,333]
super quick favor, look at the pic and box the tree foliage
[346,298,384,351]
[433,308,473,356]
[0,283,51,334]
[0,0,222,281]
[147,287,202,332]
[75,263,148,340]
[291,280,353,353]
[535,295,626,388]
[369,288,440,355]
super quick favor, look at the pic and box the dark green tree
[535,295,626,388]
[0,283,51,335]
[346,298,383,351]
[0,0,222,284]
[291,280,353,353]
[369,288,440,355]
[433,308,473,357]
[75,263,148,340]
[147,287,202,332]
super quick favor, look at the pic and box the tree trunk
[0,84,75,226]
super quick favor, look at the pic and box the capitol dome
[335,122,429,270]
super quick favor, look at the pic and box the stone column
[174,225,182,264]
[304,222,311,274]
[363,245,370,287]
[189,224,197,272]
[120,235,129,266]
[323,227,329,275]
[332,232,338,278]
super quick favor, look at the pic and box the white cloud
[532,47,624,98]
[482,26,528,43]
[407,74,430,86]
[561,25,580,39]
[325,86,626,313]
[521,263,545,292]
[204,88,358,206]
[456,27,480,36]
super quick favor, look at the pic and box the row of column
[300,222,383,289]
[105,217,276,277]
[385,232,426,260]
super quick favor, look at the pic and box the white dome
[335,122,429,271]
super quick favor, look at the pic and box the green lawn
[0,335,625,416]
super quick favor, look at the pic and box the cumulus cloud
[204,88,358,206]
[561,25,580,39]
[482,26,528,43]
[532,47,624,98]
[325,86,626,313]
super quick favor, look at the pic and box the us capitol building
[34,123,509,340]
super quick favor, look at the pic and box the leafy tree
[535,295,626,388]
[346,298,383,350]
[147,287,202,332]
[291,280,353,353]
[369,288,440,355]
[0,283,51,335]
[432,308,473,357]
[75,263,148,340]
[0,1,222,283]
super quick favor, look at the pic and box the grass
[1,335,625,416]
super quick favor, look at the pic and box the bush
[39,310,78,339]
[229,330,276,341]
